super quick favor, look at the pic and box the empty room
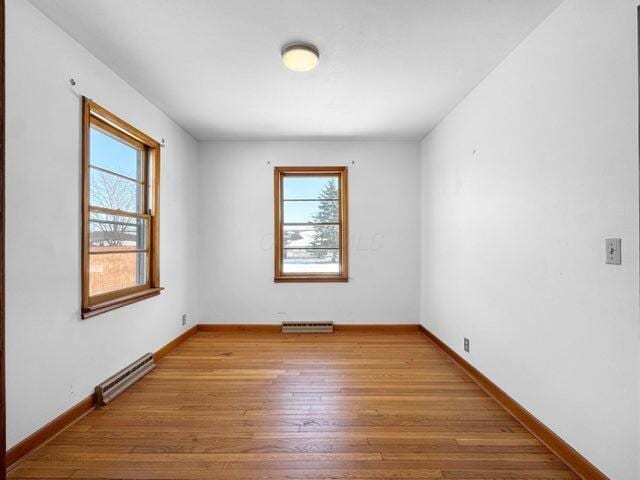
[2,0,639,479]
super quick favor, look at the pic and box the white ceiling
[29,0,562,141]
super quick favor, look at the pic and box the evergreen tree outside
[310,178,339,262]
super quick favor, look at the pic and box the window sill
[82,287,164,319]
[274,275,348,283]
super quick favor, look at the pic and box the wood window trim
[274,166,349,283]
[82,287,163,319]
[81,98,162,318]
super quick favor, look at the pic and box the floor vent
[282,321,334,333]
[95,353,155,406]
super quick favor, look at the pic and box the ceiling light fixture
[281,43,319,72]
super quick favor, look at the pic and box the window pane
[90,126,142,180]
[283,200,339,224]
[283,176,339,200]
[89,252,148,296]
[283,249,340,273]
[90,168,144,213]
[89,213,147,252]
[284,225,339,248]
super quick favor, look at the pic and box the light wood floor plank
[9,329,577,480]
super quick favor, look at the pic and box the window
[81,98,162,318]
[274,166,348,282]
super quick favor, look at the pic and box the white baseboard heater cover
[95,353,155,406]
[282,321,333,333]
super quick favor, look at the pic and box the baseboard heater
[95,353,155,406]
[282,321,333,333]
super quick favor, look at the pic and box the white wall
[6,0,198,448]
[197,141,420,325]
[419,0,640,478]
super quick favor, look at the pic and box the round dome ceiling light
[281,43,319,72]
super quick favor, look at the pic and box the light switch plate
[606,238,621,265]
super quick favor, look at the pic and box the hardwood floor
[9,328,577,479]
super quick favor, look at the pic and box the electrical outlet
[181,314,187,326]
[464,338,470,353]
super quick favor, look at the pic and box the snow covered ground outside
[286,229,316,247]
[282,263,340,273]
[283,227,340,273]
